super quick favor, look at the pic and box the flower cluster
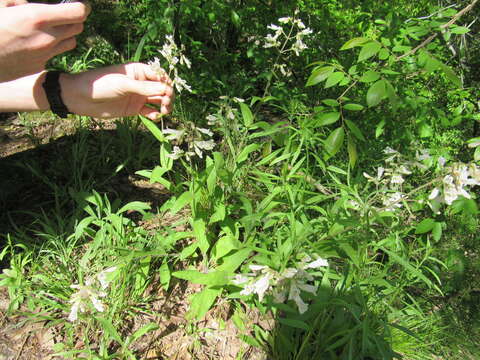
[232,256,328,314]
[363,147,418,211]
[149,35,192,93]
[164,123,215,160]
[264,15,313,56]
[68,267,117,322]
[429,162,480,213]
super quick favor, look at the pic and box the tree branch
[396,0,479,61]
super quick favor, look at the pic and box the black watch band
[42,71,72,118]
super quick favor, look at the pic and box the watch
[42,71,72,118]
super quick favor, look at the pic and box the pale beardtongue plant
[148,35,219,161]
[232,256,329,314]
[363,145,480,214]
[68,267,117,322]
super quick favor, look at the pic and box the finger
[161,102,173,115]
[36,3,90,27]
[146,95,173,106]
[48,22,84,42]
[124,79,173,98]
[140,107,161,121]
[50,36,77,56]
[125,62,173,84]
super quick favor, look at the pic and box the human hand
[0,0,27,7]
[0,2,90,82]
[59,63,175,120]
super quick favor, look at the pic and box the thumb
[123,79,173,97]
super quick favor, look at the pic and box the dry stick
[14,334,29,360]
[396,0,480,61]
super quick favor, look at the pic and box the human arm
[0,63,174,119]
[0,2,90,81]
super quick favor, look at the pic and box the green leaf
[415,218,435,234]
[193,218,210,254]
[378,48,389,60]
[209,203,226,224]
[126,323,159,348]
[172,270,230,286]
[170,191,193,215]
[358,42,382,62]
[315,112,341,127]
[345,120,366,141]
[212,235,238,260]
[475,147,480,162]
[359,70,381,83]
[343,103,364,111]
[187,288,221,321]
[140,116,165,143]
[239,103,254,127]
[217,248,251,272]
[278,318,311,331]
[325,72,345,88]
[340,37,369,50]
[432,222,442,242]
[322,99,340,107]
[159,262,171,290]
[324,127,345,156]
[451,26,470,34]
[366,80,386,107]
[306,66,335,86]
[117,201,151,215]
[95,317,124,346]
[347,136,358,169]
[439,63,462,87]
[237,144,260,163]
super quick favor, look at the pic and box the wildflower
[97,267,117,290]
[438,156,447,167]
[167,146,184,160]
[278,17,291,24]
[193,140,215,158]
[383,192,405,211]
[206,114,219,126]
[150,35,193,94]
[68,279,106,322]
[233,256,328,314]
[416,149,431,161]
[163,128,185,141]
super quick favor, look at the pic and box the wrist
[58,72,77,115]
[41,71,73,118]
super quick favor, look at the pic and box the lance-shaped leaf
[324,127,345,156]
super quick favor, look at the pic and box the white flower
[196,127,213,137]
[193,140,215,158]
[234,256,328,313]
[167,146,184,160]
[390,174,405,185]
[206,114,219,126]
[267,24,282,32]
[68,282,107,322]
[383,192,405,211]
[295,19,306,29]
[416,149,431,161]
[278,17,291,24]
[438,156,447,167]
[162,128,185,141]
[97,267,117,290]
[305,257,329,269]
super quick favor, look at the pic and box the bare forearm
[0,72,49,112]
